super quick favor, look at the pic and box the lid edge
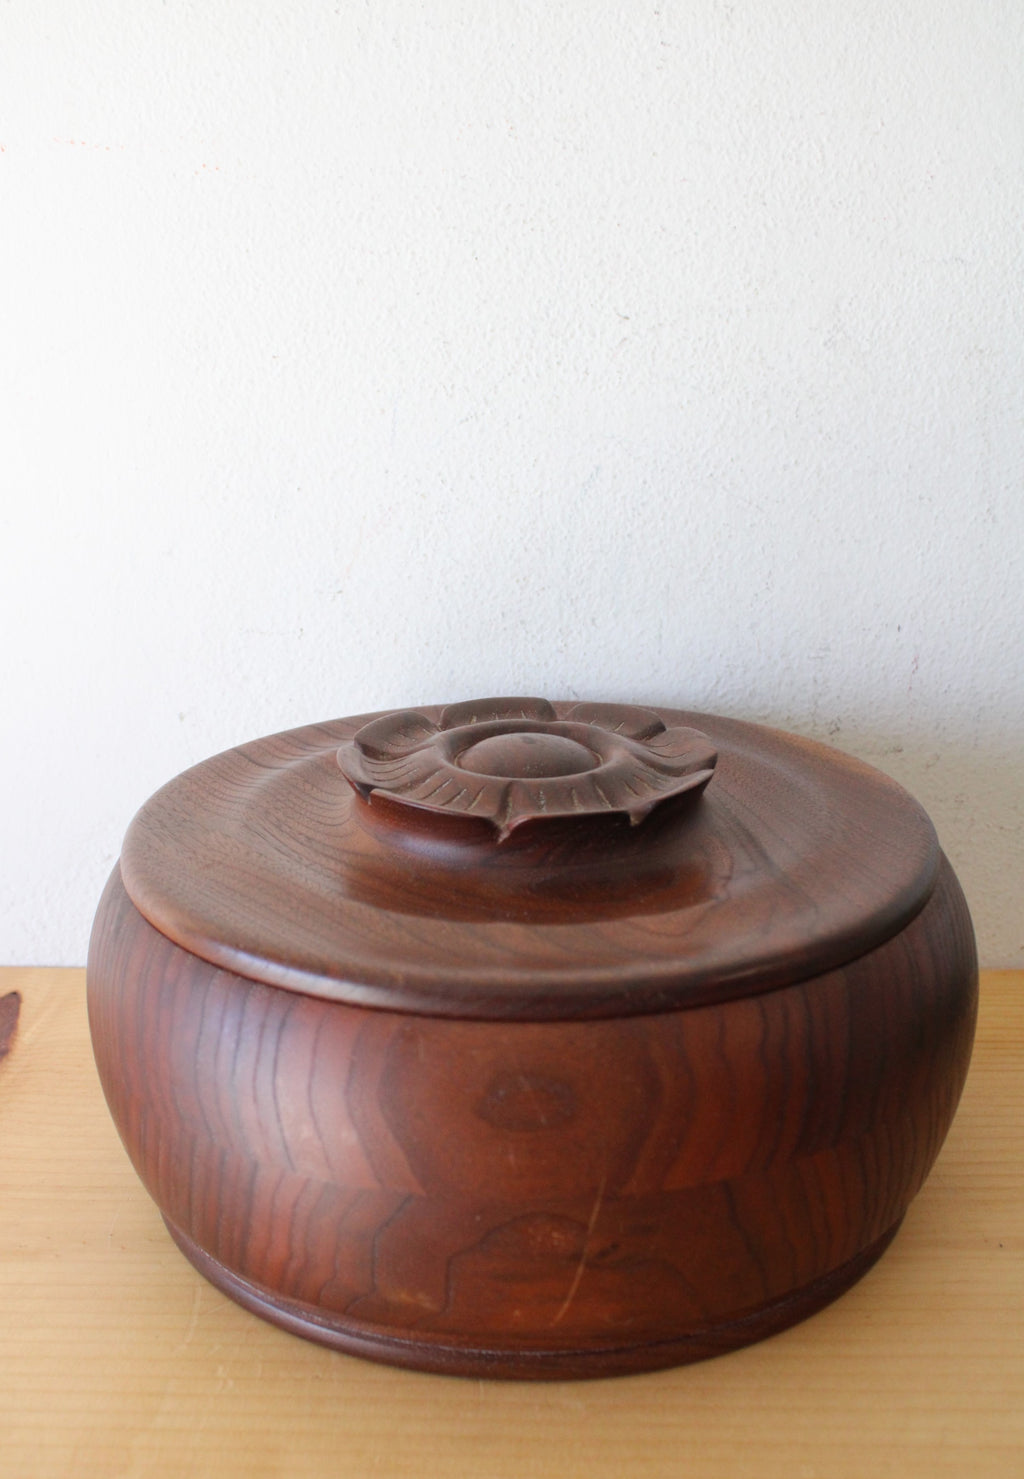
[119,706,942,1021]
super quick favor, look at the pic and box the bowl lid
[119,699,939,1020]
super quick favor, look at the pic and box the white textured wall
[1,2,1021,967]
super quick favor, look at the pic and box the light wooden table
[1,967,1021,1479]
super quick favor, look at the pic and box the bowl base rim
[163,1214,903,1381]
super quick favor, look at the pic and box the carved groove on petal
[339,701,718,843]
[645,727,719,765]
[439,697,557,730]
[352,711,439,759]
[566,702,665,741]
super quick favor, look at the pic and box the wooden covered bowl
[87,699,977,1378]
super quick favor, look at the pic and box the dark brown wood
[0,991,21,1065]
[118,703,940,1019]
[87,846,977,1377]
[336,698,718,840]
[89,701,978,1375]
[162,1217,904,1379]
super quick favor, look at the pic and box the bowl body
[88,852,976,1378]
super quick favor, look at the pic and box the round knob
[457,733,598,780]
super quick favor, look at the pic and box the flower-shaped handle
[337,697,717,844]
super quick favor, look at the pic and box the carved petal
[581,753,677,813]
[495,759,714,839]
[439,697,557,730]
[645,726,719,768]
[565,702,665,741]
[381,767,509,825]
[352,710,439,760]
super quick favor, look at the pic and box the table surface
[1,966,1021,1479]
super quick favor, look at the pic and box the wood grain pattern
[87,855,977,1377]
[6,967,1020,1478]
[118,705,940,1018]
[0,991,20,1064]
